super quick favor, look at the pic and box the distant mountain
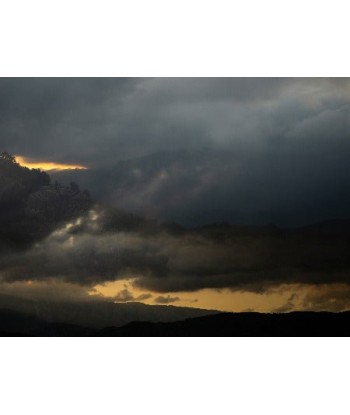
[52,149,245,226]
[0,294,216,330]
[0,309,93,336]
[296,219,350,237]
[190,218,350,239]
[52,148,350,227]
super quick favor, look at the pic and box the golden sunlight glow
[15,155,87,171]
[90,279,297,313]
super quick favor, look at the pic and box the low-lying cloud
[113,288,152,303]
[154,295,181,304]
[2,208,350,308]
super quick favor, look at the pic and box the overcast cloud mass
[2,78,350,226]
[2,78,350,166]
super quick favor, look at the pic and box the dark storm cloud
[9,77,346,226]
[2,78,350,167]
[0,78,139,165]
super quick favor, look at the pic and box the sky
[1,78,350,315]
[3,78,350,226]
[1,78,350,166]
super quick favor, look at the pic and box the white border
[0,0,349,76]
[1,338,349,414]
[1,1,349,413]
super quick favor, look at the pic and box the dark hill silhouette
[0,294,216,330]
[2,309,350,336]
[295,219,350,237]
[97,312,350,337]
[0,309,93,336]
[0,151,93,250]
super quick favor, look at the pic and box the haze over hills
[53,148,239,226]
[0,294,216,332]
[52,148,350,227]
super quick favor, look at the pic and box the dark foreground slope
[0,309,93,336]
[0,295,216,330]
[98,312,350,337]
[2,310,350,336]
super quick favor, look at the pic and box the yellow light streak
[15,155,87,171]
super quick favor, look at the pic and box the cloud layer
[2,78,350,166]
[2,209,350,305]
[10,77,345,226]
